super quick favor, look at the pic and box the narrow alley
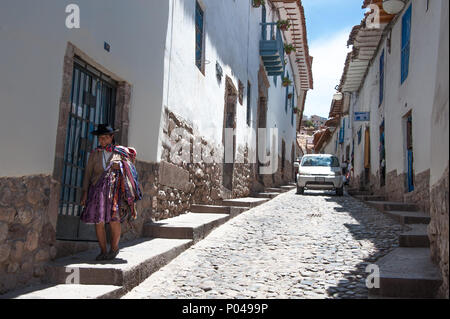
[123,190,404,299]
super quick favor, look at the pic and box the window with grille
[195,2,205,73]
[401,5,412,84]
[59,57,117,218]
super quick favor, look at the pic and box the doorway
[364,127,371,187]
[379,120,386,187]
[406,114,414,192]
[222,77,238,191]
[56,57,118,241]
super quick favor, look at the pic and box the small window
[195,2,205,73]
[401,5,412,84]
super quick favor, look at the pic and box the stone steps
[3,192,278,299]
[369,248,442,298]
[1,284,123,299]
[254,192,280,199]
[3,238,193,299]
[219,197,270,208]
[384,211,431,225]
[143,212,230,242]
[399,224,430,248]
[279,185,297,191]
[357,197,440,299]
[264,188,285,193]
[189,204,246,217]
[365,201,420,212]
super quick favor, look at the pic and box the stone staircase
[353,196,442,298]
[1,191,285,299]
[253,184,296,199]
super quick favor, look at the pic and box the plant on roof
[252,0,265,8]
[277,19,291,31]
[284,43,296,55]
[282,77,292,87]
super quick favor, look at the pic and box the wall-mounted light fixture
[382,0,405,15]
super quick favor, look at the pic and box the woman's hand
[81,192,87,206]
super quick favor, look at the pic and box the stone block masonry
[157,108,254,220]
[385,170,407,202]
[428,164,449,299]
[0,175,56,295]
[404,169,430,214]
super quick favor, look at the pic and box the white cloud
[304,29,352,118]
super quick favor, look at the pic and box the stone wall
[0,166,156,295]
[403,169,430,214]
[157,108,254,219]
[385,169,406,202]
[428,164,449,299]
[231,146,252,199]
[259,155,295,189]
[0,175,56,295]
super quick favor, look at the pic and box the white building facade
[319,0,449,298]
[0,0,313,294]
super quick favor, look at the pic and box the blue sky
[302,0,366,118]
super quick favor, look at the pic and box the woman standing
[80,124,142,261]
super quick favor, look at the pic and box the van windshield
[301,156,340,167]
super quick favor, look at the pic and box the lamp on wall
[382,0,406,14]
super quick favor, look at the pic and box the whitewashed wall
[160,0,298,165]
[0,0,169,177]
[380,0,442,176]
[430,0,449,186]
[348,0,444,180]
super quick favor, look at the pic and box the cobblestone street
[123,190,405,299]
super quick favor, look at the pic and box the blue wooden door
[56,57,117,241]
[406,115,414,192]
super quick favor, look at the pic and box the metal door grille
[58,57,117,219]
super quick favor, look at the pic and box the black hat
[91,124,119,136]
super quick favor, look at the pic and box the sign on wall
[354,112,370,121]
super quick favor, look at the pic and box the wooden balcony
[260,22,285,76]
